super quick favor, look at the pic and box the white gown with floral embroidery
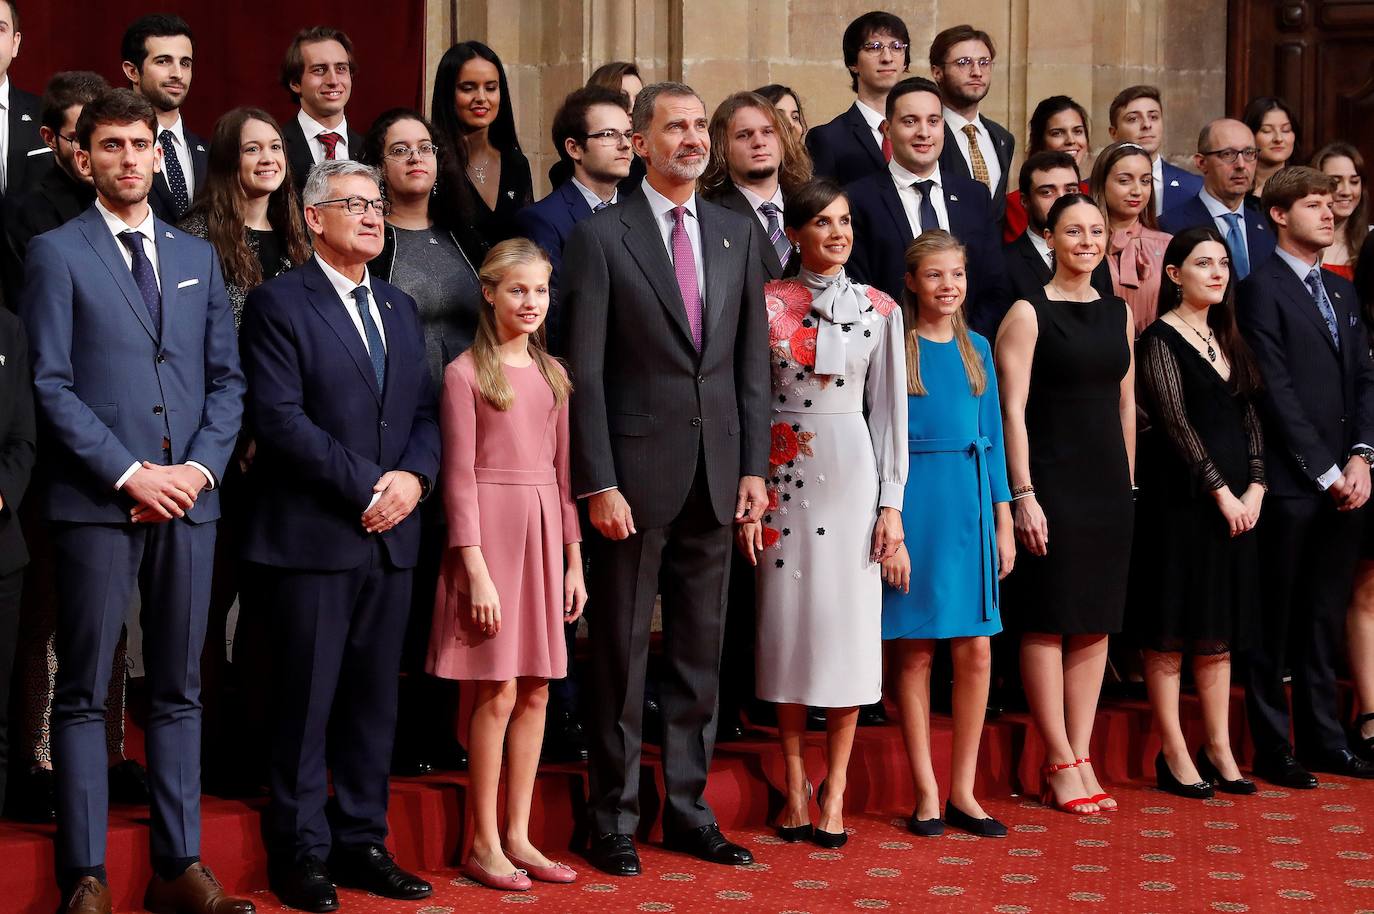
[754,272,907,707]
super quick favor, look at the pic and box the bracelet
[1011,491,1036,501]
[1011,484,1034,497]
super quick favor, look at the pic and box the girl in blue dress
[881,230,1014,838]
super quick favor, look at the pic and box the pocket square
[26,147,51,157]
[177,278,199,289]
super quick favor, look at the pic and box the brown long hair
[1312,141,1368,273]
[196,107,309,290]
[900,230,986,396]
[700,91,813,198]
[1090,141,1159,230]
[471,239,571,410]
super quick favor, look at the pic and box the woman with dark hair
[754,84,808,139]
[1312,142,1367,282]
[741,178,906,847]
[1003,95,1092,242]
[431,41,533,253]
[1243,96,1299,199]
[997,193,1135,816]
[1129,226,1264,798]
[587,60,643,109]
[1091,141,1172,334]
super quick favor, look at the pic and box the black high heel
[1155,750,1213,799]
[1196,746,1257,795]
[811,779,848,849]
[775,780,814,842]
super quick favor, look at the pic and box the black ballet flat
[943,801,1007,838]
[1155,751,1213,799]
[812,780,849,848]
[907,813,945,838]
[1196,747,1257,795]
[777,823,814,842]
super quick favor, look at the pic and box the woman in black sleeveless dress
[1129,226,1264,797]
[997,194,1135,815]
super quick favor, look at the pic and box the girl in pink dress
[427,238,586,892]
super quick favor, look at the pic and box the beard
[743,163,778,182]
[93,170,152,207]
[144,83,185,112]
[945,80,989,108]
[651,144,708,182]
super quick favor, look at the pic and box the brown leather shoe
[144,863,255,914]
[61,877,112,914]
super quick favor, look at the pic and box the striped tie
[759,202,790,269]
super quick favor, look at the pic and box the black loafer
[328,844,432,900]
[857,702,888,726]
[943,801,1007,838]
[664,823,754,865]
[1253,752,1318,789]
[588,832,641,876]
[270,855,338,913]
[1303,749,1374,780]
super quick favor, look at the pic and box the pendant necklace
[470,156,489,185]
[1178,316,1216,362]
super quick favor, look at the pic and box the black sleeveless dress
[1004,292,1134,634]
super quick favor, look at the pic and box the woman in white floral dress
[738,179,907,847]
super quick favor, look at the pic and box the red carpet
[4,689,1374,912]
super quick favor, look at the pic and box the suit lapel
[77,209,158,341]
[697,201,732,342]
[619,192,696,346]
[1016,233,1051,283]
[5,103,22,188]
[720,186,782,279]
[151,217,181,336]
[375,278,407,411]
[877,177,914,243]
[844,105,884,169]
[561,180,592,223]
[303,259,383,402]
[941,125,972,181]
[1273,260,1339,355]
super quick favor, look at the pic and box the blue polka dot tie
[158,129,190,218]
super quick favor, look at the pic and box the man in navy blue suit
[930,24,1015,221]
[21,89,248,914]
[514,84,631,351]
[846,76,1007,337]
[240,159,439,913]
[806,10,909,186]
[1161,118,1275,280]
[1107,85,1203,218]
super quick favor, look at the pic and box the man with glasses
[1161,117,1275,279]
[806,10,911,186]
[930,24,1014,221]
[240,158,439,912]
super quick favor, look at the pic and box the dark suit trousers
[1246,494,1363,758]
[587,462,731,834]
[51,520,215,870]
[0,565,23,812]
[259,541,411,862]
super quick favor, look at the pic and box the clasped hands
[1329,456,1371,512]
[362,470,423,533]
[127,462,208,523]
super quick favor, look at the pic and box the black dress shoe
[944,801,1008,837]
[270,855,338,913]
[432,739,470,772]
[108,759,152,805]
[643,697,665,745]
[1303,749,1374,780]
[543,711,589,762]
[390,749,434,778]
[1155,751,1213,799]
[1253,752,1318,789]
[858,702,888,726]
[588,832,640,876]
[716,717,747,743]
[1196,747,1256,795]
[9,767,56,822]
[806,707,827,731]
[329,844,431,900]
[664,823,754,865]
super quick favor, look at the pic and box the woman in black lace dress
[1130,226,1264,798]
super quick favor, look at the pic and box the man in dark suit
[806,11,910,186]
[0,0,52,212]
[20,89,248,914]
[1161,118,1275,280]
[1107,84,1203,218]
[846,77,1007,338]
[279,27,363,193]
[240,159,438,913]
[564,81,770,877]
[1238,166,1374,790]
[930,24,1014,220]
[121,14,207,222]
[1004,150,1115,306]
[0,303,33,822]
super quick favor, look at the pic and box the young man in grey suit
[563,81,771,877]
[21,89,248,914]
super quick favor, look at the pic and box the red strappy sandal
[1075,757,1116,811]
[1040,760,1097,815]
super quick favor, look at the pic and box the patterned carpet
[234,778,1374,914]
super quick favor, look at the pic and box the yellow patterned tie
[962,123,991,189]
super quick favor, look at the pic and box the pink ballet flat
[507,853,578,884]
[461,856,532,891]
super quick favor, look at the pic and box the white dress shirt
[641,180,706,299]
[1027,229,1054,271]
[0,76,10,194]
[942,107,1002,193]
[737,183,784,231]
[1199,187,1247,250]
[853,100,885,153]
[570,176,616,210]
[157,113,196,200]
[888,159,949,236]
[298,109,351,165]
[1151,156,1166,217]
[314,254,386,351]
[99,200,215,492]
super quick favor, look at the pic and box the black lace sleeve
[1242,396,1266,486]
[1140,333,1228,491]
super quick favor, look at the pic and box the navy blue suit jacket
[1158,161,1203,214]
[1160,193,1275,272]
[846,167,1009,338]
[807,103,886,187]
[239,258,440,571]
[938,117,1015,221]
[148,127,209,222]
[21,205,244,524]
[513,179,594,352]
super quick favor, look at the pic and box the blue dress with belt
[882,332,1010,640]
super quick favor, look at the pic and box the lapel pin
[20,113,30,122]
[949,194,959,202]
[0,355,6,366]
[164,231,174,239]
[723,237,731,248]
[385,301,393,310]
[506,190,516,200]
[196,145,205,152]
[1170,179,1180,186]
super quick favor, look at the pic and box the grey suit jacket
[564,187,771,529]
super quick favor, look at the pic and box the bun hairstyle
[1089,140,1160,230]
[471,239,571,410]
[900,230,986,397]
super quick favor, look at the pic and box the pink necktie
[671,205,703,350]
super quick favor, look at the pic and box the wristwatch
[1351,446,1374,467]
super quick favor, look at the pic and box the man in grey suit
[21,89,248,914]
[563,81,771,877]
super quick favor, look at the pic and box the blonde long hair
[900,231,987,397]
[471,239,571,410]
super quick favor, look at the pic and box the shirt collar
[853,100,885,132]
[0,76,10,111]
[942,107,982,135]
[95,198,156,241]
[736,182,783,214]
[570,176,615,209]
[1199,187,1243,217]
[1026,228,1052,260]
[889,158,941,190]
[641,179,697,223]
[314,252,372,300]
[1274,244,1319,281]
[298,108,348,141]
[157,113,186,147]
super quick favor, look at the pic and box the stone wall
[425,0,1227,196]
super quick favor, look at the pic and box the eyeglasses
[943,56,995,71]
[384,143,438,160]
[584,129,634,146]
[57,133,79,148]
[314,195,391,216]
[859,40,908,54]
[1200,147,1260,164]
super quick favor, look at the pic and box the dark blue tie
[914,179,940,234]
[593,200,610,212]
[158,129,190,218]
[1305,267,1341,349]
[350,285,386,392]
[118,231,161,331]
